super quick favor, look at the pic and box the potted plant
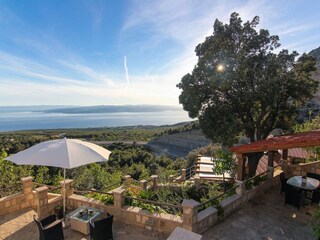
[54,205,63,219]
[312,207,320,240]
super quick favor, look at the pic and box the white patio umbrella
[5,138,111,218]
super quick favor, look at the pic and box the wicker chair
[33,215,64,240]
[285,185,304,210]
[306,173,320,204]
[90,214,113,240]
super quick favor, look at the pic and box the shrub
[85,192,114,205]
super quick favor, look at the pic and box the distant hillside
[42,105,182,114]
[309,46,320,62]
[147,127,211,158]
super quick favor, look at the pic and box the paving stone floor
[0,185,318,240]
[0,209,169,240]
[202,185,319,240]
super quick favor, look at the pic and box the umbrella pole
[63,168,66,221]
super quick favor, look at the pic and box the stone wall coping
[123,206,183,222]
[167,226,202,240]
[35,186,49,192]
[113,188,126,194]
[287,160,320,167]
[60,179,74,185]
[68,194,109,208]
[198,206,218,222]
[220,194,241,208]
[182,199,200,208]
[48,196,63,205]
[140,180,147,183]
[0,192,24,202]
[21,176,33,182]
[48,193,61,198]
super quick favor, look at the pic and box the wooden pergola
[230,130,320,180]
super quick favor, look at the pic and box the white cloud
[1,0,319,107]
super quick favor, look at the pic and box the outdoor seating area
[1,182,318,240]
[1,131,320,239]
[0,208,168,240]
[283,173,320,210]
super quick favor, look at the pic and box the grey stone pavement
[202,185,318,240]
[0,185,318,240]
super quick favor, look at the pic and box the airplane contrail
[124,56,130,88]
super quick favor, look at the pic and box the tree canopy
[177,12,318,146]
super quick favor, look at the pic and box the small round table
[287,176,320,191]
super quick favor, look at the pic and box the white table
[287,176,320,191]
[66,206,103,235]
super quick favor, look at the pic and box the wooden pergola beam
[231,130,320,180]
[230,130,320,154]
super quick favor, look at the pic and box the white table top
[287,176,320,191]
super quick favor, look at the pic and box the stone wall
[67,188,182,234]
[0,177,35,216]
[122,206,182,234]
[0,173,281,235]
[192,174,280,234]
[285,160,320,177]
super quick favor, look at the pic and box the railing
[100,180,123,192]
[33,182,61,194]
[74,187,113,196]
[186,165,196,179]
[274,162,283,172]
[197,184,239,213]
[0,183,22,198]
[130,179,141,186]
[123,195,183,215]
[74,187,114,205]
[245,169,270,190]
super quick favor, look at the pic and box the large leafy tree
[177,12,317,146]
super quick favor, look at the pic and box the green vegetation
[311,207,320,238]
[177,12,318,146]
[85,192,114,205]
[245,174,268,190]
[0,125,188,192]
[294,115,320,160]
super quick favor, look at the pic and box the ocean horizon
[0,109,192,132]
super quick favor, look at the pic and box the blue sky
[0,0,319,106]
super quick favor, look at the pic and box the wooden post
[140,180,147,191]
[268,151,275,167]
[124,175,132,188]
[267,151,275,179]
[282,149,289,175]
[236,154,245,181]
[150,175,158,190]
[181,169,186,181]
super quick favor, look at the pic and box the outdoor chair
[284,185,304,210]
[33,215,64,240]
[280,172,288,194]
[306,173,320,204]
[90,213,113,240]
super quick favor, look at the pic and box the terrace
[0,177,318,240]
[1,131,320,239]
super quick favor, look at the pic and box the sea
[0,110,192,132]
